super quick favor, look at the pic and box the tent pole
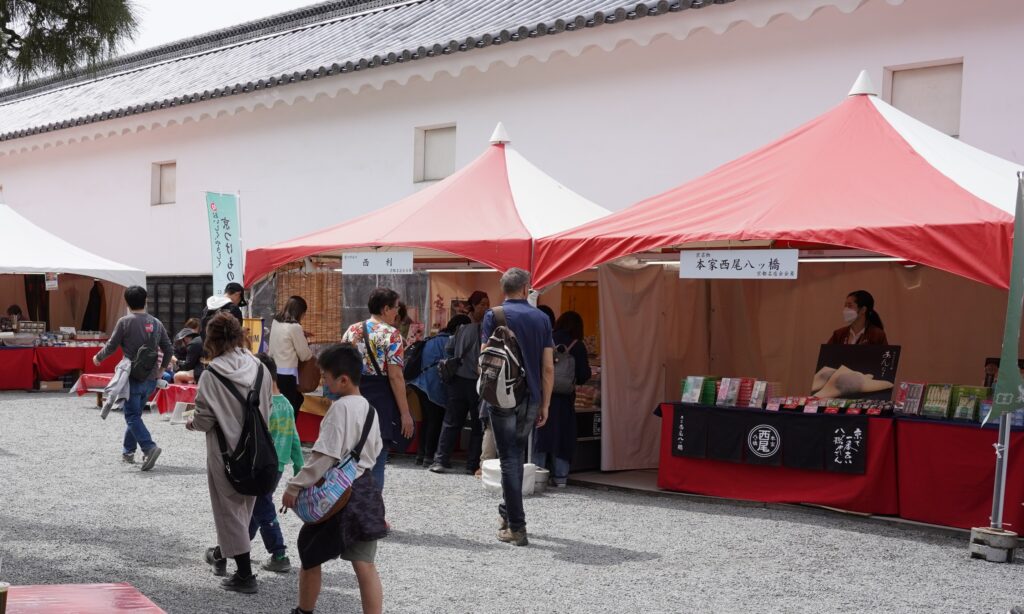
[989,412,1011,530]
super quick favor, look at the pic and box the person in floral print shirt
[341,287,414,491]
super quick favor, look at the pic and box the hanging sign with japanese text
[342,252,414,275]
[679,249,798,280]
[205,192,242,294]
[44,272,58,291]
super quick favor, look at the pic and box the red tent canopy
[245,126,610,285]
[534,74,1022,289]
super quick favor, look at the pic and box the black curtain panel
[23,274,50,328]
[81,281,103,331]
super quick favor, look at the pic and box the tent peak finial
[848,70,878,96]
[490,122,510,145]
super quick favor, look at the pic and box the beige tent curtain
[1,274,125,333]
[599,262,1015,471]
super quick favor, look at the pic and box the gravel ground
[1,391,1023,613]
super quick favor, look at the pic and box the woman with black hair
[828,290,889,345]
[533,310,590,488]
[409,314,470,466]
[268,295,314,415]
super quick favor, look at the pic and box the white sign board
[45,272,59,291]
[342,252,414,275]
[679,249,799,280]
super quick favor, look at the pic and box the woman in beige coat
[188,312,273,594]
[268,295,313,416]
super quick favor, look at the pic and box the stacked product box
[920,384,955,419]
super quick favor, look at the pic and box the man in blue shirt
[480,268,553,546]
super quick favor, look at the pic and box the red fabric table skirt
[6,582,165,613]
[153,384,198,414]
[896,418,1024,530]
[658,404,899,515]
[0,347,35,390]
[34,347,122,380]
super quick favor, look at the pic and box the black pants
[412,387,445,462]
[278,374,305,418]
[434,377,484,471]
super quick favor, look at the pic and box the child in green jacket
[250,352,305,573]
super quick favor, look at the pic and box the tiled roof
[0,0,734,142]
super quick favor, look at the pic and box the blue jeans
[249,472,285,556]
[123,379,157,455]
[532,451,570,485]
[490,401,539,533]
[372,445,389,492]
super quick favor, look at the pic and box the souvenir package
[736,378,756,407]
[893,382,926,415]
[765,397,782,412]
[681,376,705,404]
[748,381,768,409]
[952,386,990,421]
[921,384,955,419]
[823,399,846,414]
[866,401,894,416]
[700,378,722,405]
[845,402,864,415]
[716,378,741,407]
[803,398,820,414]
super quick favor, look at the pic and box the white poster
[44,272,59,291]
[342,252,414,275]
[679,249,798,280]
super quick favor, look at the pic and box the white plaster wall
[0,0,1021,276]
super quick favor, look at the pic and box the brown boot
[497,528,528,546]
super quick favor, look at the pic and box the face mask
[842,308,858,324]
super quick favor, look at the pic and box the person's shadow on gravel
[387,529,504,552]
[524,533,662,566]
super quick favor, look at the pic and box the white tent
[0,204,145,288]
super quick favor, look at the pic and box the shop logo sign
[747,424,780,458]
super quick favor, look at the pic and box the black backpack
[129,318,160,382]
[208,365,279,496]
[403,338,430,380]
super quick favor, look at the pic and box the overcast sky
[124,0,318,53]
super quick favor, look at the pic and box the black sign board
[813,344,901,401]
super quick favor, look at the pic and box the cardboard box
[38,380,64,391]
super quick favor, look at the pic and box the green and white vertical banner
[205,192,242,294]
[989,172,1024,425]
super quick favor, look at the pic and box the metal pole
[990,411,1011,530]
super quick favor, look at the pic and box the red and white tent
[534,72,1023,289]
[244,124,610,284]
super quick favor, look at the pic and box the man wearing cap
[173,327,205,383]
[201,283,246,340]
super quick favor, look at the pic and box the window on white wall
[889,62,963,138]
[414,125,456,182]
[151,161,176,205]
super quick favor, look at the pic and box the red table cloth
[658,403,899,515]
[896,418,1024,530]
[34,347,122,380]
[153,384,198,414]
[296,410,323,444]
[6,582,165,613]
[73,374,112,395]
[0,347,35,390]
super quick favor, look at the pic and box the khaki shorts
[340,539,377,563]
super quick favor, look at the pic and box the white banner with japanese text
[680,249,798,280]
[342,252,414,275]
[205,192,242,293]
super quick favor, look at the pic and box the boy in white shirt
[282,343,385,614]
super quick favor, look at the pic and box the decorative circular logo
[747,424,781,458]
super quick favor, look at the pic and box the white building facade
[0,0,1021,279]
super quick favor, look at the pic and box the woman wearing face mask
[828,290,888,345]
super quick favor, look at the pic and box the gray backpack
[477,307,527,410]
[552,340,578,395]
